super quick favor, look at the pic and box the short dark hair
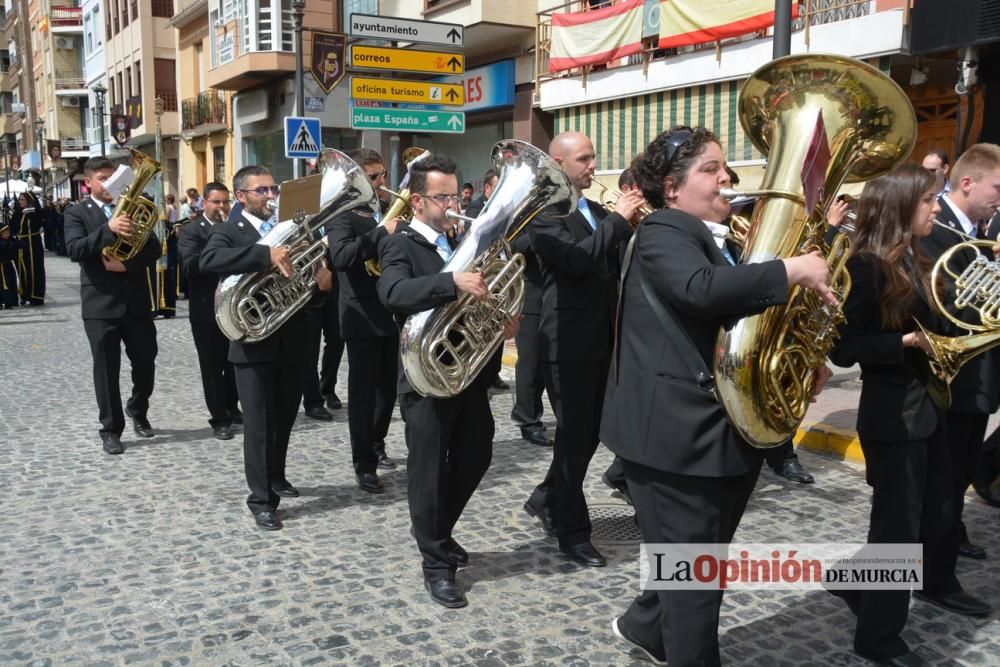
[618,154,643,189]
[186,187,199,196]
[348,147,383,168]
[409,154,457,194]
[636,126,720,209]
[204,181,229,198]
[233,165,271,194]
[83,156,115,176]
[462,182,474,191]
[925,149,949,166]
[482,168,499,186]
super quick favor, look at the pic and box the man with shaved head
[522,131,645,567]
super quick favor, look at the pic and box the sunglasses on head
[663,129,694,172]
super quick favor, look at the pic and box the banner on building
[47,140,61,161]
[549,0,644,73]
[127,96,143,129]
[657,0,800,50]
[112,114,131,148]
[311,31,347,94]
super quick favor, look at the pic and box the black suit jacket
[199,214,308,365]
[464,194,487,219]
[919,196,1000,414]
[63,198,162,320]
[529,198,632,362]
[511,232,543,315]
[177,214,224,325]
[377,226,500,395]
[601,208,788,477]
[327,210,396,339]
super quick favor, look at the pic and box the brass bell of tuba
[215,150,379,342]
[399,140,574,398]
[102,148,162,262]
[713,54,916,448]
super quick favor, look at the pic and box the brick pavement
[1,254,1000,665]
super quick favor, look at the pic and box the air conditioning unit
[61,97,80,107]
[55,37,74,50]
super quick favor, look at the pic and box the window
[117,72,123,109]
[151,0,173,18]
[125,66,132,99]
[121,0,129,29]
[0,50,9,73]
[0,92,12,114]
[342,0,377,32]
[213,146,225,187]
[131,0,138,21]
[153,58,177,111]
[135,59,141,98]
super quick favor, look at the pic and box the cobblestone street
[3,255,1000,666]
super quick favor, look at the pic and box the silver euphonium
[399,140,574,398]
[215,150,379,342]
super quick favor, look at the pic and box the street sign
[351,76,464,106]
[350,45,464,75]
[351,108,466,135]
[284,116,321,159]
[349,13,463,47]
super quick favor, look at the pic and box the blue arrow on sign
[284,116,322,159]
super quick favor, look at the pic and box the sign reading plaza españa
[349,45,464,75]
[350,76,464,106]
[351,108,466,135]
[349,13,464,47]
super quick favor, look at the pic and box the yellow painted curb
[795,422,864,464]
[502,351,518,368]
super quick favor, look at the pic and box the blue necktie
[719,242,736,266]
[103,203,114,220]
[259,219,274,235]
[435,234,452,261]
[578,198,597,230]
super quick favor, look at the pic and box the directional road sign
[350,45,464,75]
[284,116,321,159]
[349,13,463,47]
[350,108,466,135]
[351,76,464,106]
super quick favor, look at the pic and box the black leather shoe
[778,458,814,484]
[273,481,300,498]
[602,471,633,505]
[325,393,343,410]
[305,405,334,421]
[913,590,991,617]
[229,409,244,425]
[612,617,667,665]
[958,541,987,560]
[560,542,606,567]
[446,539,469,567]
[878,651,931,667]
[376,452,397,470]
[523,501,557,537]
[491,377,509,391]
[356,472,384,494]
[253,511,282,531]
[213,425,234,440]
[127,410,154,438]
[520,428,554,447]
[101,434,124,455]
[424,579,467,608]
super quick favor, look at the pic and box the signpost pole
[292,0,306,179]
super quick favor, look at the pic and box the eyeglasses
[366,170,387,181]
[206,199,231,205]
[421,193,460,205]
[240,186,280,196]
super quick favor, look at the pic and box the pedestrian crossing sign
[284,116,322,159]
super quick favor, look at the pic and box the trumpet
[592,181,653,225]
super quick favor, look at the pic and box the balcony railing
[156,91,178,112]
[54,75,86,90]
[50,5,83,27]
[181,91,227,130]
[59,132,88,151]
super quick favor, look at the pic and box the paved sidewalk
[1,254,999,665]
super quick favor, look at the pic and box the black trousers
[302,297,343,408]
[849,425,952,660]
[618,459,761,667]
[529,360,609,546]
[320,296,344,401]
[191,322,238,428]
[763,439,798,469]
[83,315,157,437]
[510,312,546,429]
[345,334,398,474]
[399,387,494,582]
[234,360,303,514]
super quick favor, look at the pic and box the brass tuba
[215,150,379,342]
[399,140,574,398]
[714,54,916,448]
[102,148,162,261]
[363,185,412,277]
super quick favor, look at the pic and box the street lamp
[291,0,305,179]
[92,83,107,157]
[34,117,45,207]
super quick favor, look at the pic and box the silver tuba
[399,140,574,398]
[215,150,379,342]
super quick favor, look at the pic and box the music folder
[277,173,323,222]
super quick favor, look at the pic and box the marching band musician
[327,147,402,493]
[601,127,834,665]
[377,154,517,609]
[177,181,241,440]
[64,156,162,455]
[13,192,46,306]
[200,165,333,532]
[522,131,642,568]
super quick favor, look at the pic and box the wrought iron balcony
[49,5,83,28]
[181,91,227,131]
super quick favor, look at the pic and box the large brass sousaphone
[715,54,916,448]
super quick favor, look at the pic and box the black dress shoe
[126,411,154,438]
[213,425,234,440]
[446,539,469,566]
[376,452,397,470]
[101,434,124,455]
[305,405,334,421]
[958,541,987,560]
[253,511,282,531]
[560,541,606,567]
[356,472,384,494]
[913,589,992,617]
[602,471,633,505]
[877,651,930,667]
[520,428,554,447]
[777,458,814,484]
[612,617,667,665]
[424,579,467,608]
[523,501,557,537]
[491,377,510,391]
[229,409,244,425]
[325,393,343,410]
[273,481,300,498]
